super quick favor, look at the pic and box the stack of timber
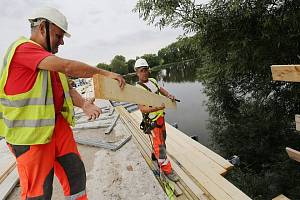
[271,65,300,164]
[0,139,19,200]
[272,194,290,200]
[116,106,252,200]
[93,74,176,109]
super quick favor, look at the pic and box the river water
[126,62,300,199]
[126,63,211,146]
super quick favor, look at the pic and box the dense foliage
[134,0,300,199]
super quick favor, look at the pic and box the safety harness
[137,80,163,135]
[137,80,175,199]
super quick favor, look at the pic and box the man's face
[49,24,65,54]
[136,67,149,82]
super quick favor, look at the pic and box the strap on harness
[137,79,160,95]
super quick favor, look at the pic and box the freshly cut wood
[119,107,251,200]
[93,74,176,109]
[166,123,233,172]
[131,111,233,172]
[272,194,290,200]
[295,115,300,131]
[271,65,300,82]
[286,147,300,163]
[0,168,19,200]
[0,162,16,184]
[116,106,207,200]
[169,157,209,200]
[0,140,15,184]
[117,109,185,200]
[167,134,227,175]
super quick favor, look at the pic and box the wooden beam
[295,115,300,131]
[93,74,176,109]
[118,107,251,200]
[116,108,186,199]
[130,111,233,172]
[272,194,290,200]
[286,147,300,163]
[0,140,15,184]
[271,65,300,82]
[0,168,19,200]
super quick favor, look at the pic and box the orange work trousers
[7,114,87,200]
[152,116,172,174]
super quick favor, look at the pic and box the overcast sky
[0,0,208,65]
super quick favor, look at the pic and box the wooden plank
[169,147,251,200]
[271,65,300,82]
[286,147,300,163]
[118,107,236,200]
[295,115,300,131]
[165,123,233,172]
[117,107,208,200]
[166,134,227,175]
[0,168,19,200]
[0,140,15,184]
[272,194,290,200]
[167,141,226,175]
[128,110,251,200]
[169,157,209,200]
[129,111,227,175]
[93,74,176,109]
[131,111,233,172]
[117,109,184,200]
[0,162,16,184]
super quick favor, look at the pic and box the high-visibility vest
[136,78,164,121]
[0,37,75,145]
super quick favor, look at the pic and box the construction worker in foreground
[135,58,180,182]
[0,7,125,200]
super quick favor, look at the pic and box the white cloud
[0,0,187,65]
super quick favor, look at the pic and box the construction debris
[74,134,131,151]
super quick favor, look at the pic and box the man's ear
[39,21,46,38]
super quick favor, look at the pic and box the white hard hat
[28,7,71,38]
[134,58,149,71]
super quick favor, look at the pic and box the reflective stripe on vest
[136,78,164,121]
[4,118,55,128]
[0,71,53,107]
[0,37,74,145]
[59,72,75,127]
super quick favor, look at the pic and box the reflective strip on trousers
[0,71,51,107]
[4,118,55,128]
[65,190,86,200]
[158,158,170,166]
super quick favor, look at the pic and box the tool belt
[140,113,163,134]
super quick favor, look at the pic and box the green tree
[141,54,161,67]
[158,35,201,64]
[110,55,128,75]
[96,63,111,71]
[135,0,300,199]
[126,59,136,73]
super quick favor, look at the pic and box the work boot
[165,170,180,182]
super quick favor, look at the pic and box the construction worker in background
[134,58,180,182]
[0,7,125,200]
